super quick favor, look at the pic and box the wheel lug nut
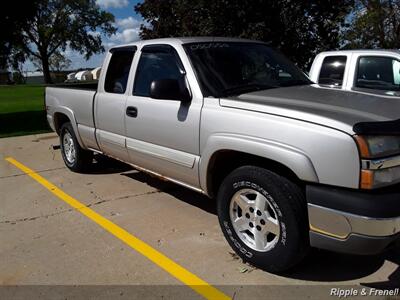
[249,222,254,228]
[260,219,265,225]
[249,207,254,213]
[256,225,261,231]
[245,213,250,219]
[256,210,262,216]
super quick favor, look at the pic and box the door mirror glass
[150,78,191,102]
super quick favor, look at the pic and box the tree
[32,52,72,72]
[20,0,116,83]
[135,0,354,68]
[0,1,39,70]
[49,52,72,72]
[342,0,400,49]
[10,50,28,84]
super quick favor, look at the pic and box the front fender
[199,133,319,195]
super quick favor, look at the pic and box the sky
[24,0,145,72]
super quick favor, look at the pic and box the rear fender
[53,106,85,148]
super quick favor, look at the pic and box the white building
[75,70,92,81]
[91,67,101,80]
[67,72,76,80]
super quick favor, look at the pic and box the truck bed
[51,81,98,91]
[45,84,97,132]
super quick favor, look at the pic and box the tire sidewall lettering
[230,180,287,248]
[223,221,253,258]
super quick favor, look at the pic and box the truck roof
[317,49,400,56]
[109,36,263,51]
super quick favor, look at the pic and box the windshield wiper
[220,83,278,97]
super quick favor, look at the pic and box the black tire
[60,122,93,172]
[217,166,309,273]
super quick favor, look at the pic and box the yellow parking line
[6,157,230,300]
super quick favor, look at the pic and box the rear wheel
[60,122,93,172]
[217,166,309,273]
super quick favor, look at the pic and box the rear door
[124,44,202,188]
[95,47,136,161]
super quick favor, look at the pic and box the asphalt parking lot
[1,133,399,299]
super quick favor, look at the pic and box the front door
[125,44,202,188]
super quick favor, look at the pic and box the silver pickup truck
[45,37,400,272]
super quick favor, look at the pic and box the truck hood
[219,84,400,135]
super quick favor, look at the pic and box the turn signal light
[360,170,374,189]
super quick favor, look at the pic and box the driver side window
[133,48,183,97]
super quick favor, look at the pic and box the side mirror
[150,78,191,102]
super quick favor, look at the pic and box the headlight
[355,135,400,189]
[355,135,400,159]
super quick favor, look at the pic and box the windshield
[183,42,311,97]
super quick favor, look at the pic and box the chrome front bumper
[308,204,400,239]
[306,184,400,255]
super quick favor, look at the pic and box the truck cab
[309,49,400,98]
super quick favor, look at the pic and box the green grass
[0,85,51,138]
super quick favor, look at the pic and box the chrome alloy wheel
[63,131,76,164]
[229,188,280,252]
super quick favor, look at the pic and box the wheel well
[207,150,304,197]
[53,113,70,135]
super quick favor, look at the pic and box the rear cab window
[318,55,347,88]
[104,47,136,94]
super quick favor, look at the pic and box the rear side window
[356,56,400,91]
[318,56,347,87]
[133,50,183,97]
[104,49,135,94]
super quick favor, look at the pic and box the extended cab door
[124,44,202,188]
[95,47,136,161]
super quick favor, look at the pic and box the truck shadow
[121,170,217,215]
[359,249,400,288]
[283,247,399,285]
[92,157,399,284]
[86,155,217,213]
[84,154,133,174]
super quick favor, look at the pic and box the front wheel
[217,166,309,273]
[60,122,93,172]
